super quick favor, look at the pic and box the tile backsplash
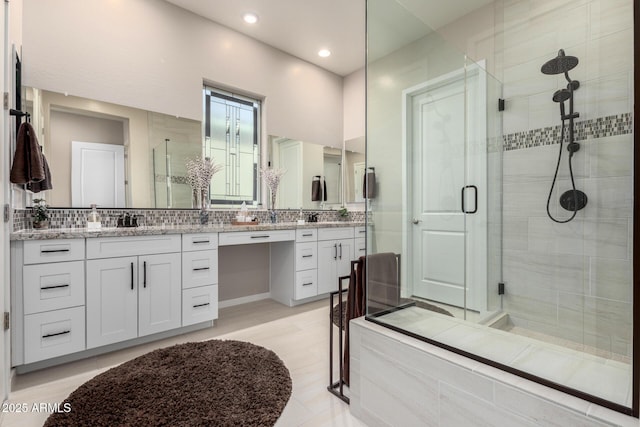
[12,208,365,232]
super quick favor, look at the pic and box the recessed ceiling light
[243,13,258,24]
[318,49,331,58]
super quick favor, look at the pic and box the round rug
[44,340,292,427]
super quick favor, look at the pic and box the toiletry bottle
[87,204,101,231]
[297,207,305,225]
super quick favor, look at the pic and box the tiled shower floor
[377,306,632,408]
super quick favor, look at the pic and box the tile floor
[2,299,366,427]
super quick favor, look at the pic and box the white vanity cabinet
[181,233,218,326]
[354,225,367,258]
[317,228,355,295]
[20,239,86,364]
[86,236,181,349]
[294,229,318,300]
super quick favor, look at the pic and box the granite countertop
[10,221,367,241]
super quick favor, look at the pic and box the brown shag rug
[44,340,292,427]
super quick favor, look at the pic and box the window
[203,86,261,206]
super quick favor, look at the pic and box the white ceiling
[165,0,494,77]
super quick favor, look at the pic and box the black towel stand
[327,260,359,404]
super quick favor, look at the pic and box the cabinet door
[336,238,355,279]
[138,253,181,336]
[317,240,339,295]
[86,257,138,349]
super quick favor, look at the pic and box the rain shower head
[541,49,579,75]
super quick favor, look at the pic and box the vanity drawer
[294,270,318,300]
[23,239,85,265]
[24,306,85,364]
[355,238,367,257]
[296,229,317,242]
[23,261,85,315]
[355,226,367,237]
[317,227,354,241]
[182,233,218,252]
[182,285,218,326]
[86,235,181,259]
[295,242,317,271]
[219,229,295,246]
[182,250,218,289]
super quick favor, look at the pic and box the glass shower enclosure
[365,0,634,415]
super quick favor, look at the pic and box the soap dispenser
[297,207,305,225]
[87,204,102,231]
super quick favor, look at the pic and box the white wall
[343,67,365,141]
[21,0,344,148]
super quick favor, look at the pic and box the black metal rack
[327,260,359,404]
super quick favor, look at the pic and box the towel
[343,256,366,385]
[311,176,322,201]
[363,169,376,199]
[323,177,327,201]
[367,252,400,313]
[26,147,53,193]
[10,122,45,185]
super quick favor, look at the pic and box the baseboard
[218,292,271,309]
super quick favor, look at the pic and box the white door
[406,64,487,312]
[317,240,339,295]
[71,141,125,207]
[335,238,355,280]
[138,253,181,336]
[86,257,138,348]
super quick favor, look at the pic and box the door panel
[71,141,125,208]
[409,65,487,312]
[412,81,466,308]
[138,253,181,336]
[86,257,137,349]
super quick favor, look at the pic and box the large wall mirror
[268,135,366,210]
[24,87,364,210]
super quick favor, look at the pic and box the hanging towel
[363,168,376,199]
[323,177,327,201]
[311,176,322,201]
[26,147,53,193]
[367,252,400,313]
[343,255,366,385]
[10,122,45,185]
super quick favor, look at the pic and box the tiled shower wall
[499,0,633,357]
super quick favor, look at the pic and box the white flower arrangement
[261,167,286,210]
[186,157,223,209]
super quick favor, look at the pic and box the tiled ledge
[10,221,366,241]
[351,315,637,427]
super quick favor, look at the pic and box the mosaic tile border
[503,113,633,151]
[12,208,366,231]
[154,174,189,185]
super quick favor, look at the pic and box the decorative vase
[200,188,209,210]
[269,191,278,223]
[33,220,49,229]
